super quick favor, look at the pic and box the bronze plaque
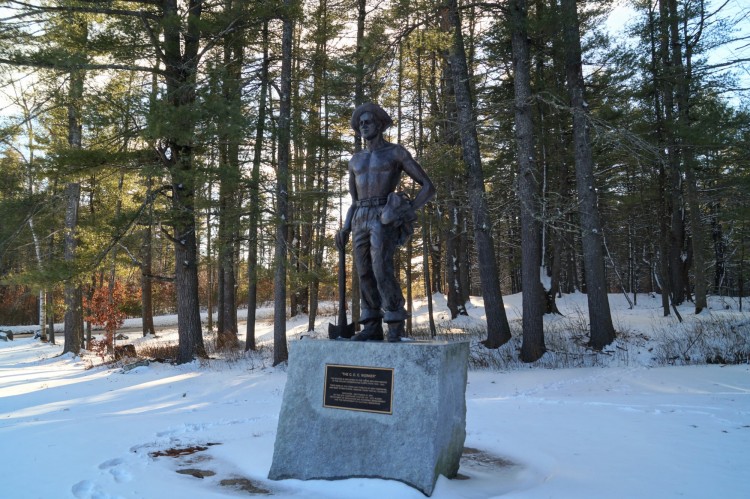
[323,364,394,414]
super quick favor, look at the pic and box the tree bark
[47,288,55,344]
[207,194,215,334]
[562,0,616,350]
[710,203,725,292]
[62,182,83,355]
[140,189,156,336]
[445,198,462,319]
[400,34,411,336]
[62,24,86,355]
[246,21,270,352]
[413,32,436,336]
[646,1,672,316]
[445,0,511,348]
[511,0,545,362]
[21,89,48,342]
[308,1,332,331]
[657,0,687,307]
[162,0,206,363]
[106,173,126,354]
[670,0,708,313]
[423,212,437,337]
[437,15,469,318]
[216,0,244,349]
[28,219,47,342]
[273,0,296,366]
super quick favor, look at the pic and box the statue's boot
[387,322,404,342]
[351,321,384,341]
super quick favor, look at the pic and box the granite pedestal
[268,339,469,496]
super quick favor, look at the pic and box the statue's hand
[335,228,350,251]
[401,206,417,226]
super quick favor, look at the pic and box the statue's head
[351,103,393,139]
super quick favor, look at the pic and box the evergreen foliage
[0,0,747,361]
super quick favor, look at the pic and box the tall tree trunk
[710,202,725,293]
[308,181,328,332]
[657,0,687,306]
[162,0,206,363]
[413,31,435,336]
[246,21,270,351]
[47,203,58,344]
[432,227,443,297]
[106,173,125,354]
[28,220,46,342]
[47,288,55,344]
[511,0,545,362]
[308,0,332,331]
[22,94,47,342]
[445,0,511,348]
[298,2,328,324]
[670,0,707,313]
[140,180,156,336]
[289,29,307,319]
[85,180,97,350]
[349,0,368,329]
[217,0,244,349]
[646,2,672,316]
[435,25,468,319]
[273,0,296,365]
[423,211,437,337]
[458,212,471,303]
[399,33,411,336]
[63,182,82,355]
[739,229,745,312]
[562,0,615,349]
[171,156,205,362]
[307,8,324,331]
[143,72,160,336]
[437,15,469,319]
[207,177,216,333]
[445,197,461,319]
[62,26,86,355]
[532,0,563,315]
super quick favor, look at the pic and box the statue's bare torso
[349,144,404,200]
[348,142,430,202]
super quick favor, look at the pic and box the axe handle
[338,247,348,326]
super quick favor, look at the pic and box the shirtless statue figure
[335,103,436,342]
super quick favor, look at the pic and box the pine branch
[0,56,166,76]
[4,0,160,21]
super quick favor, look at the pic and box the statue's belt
[356,197,388,207]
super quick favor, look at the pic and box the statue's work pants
[351,203,407,325]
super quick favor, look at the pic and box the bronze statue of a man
[335,103,435,342]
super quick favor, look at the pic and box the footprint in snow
[71,479,120,499]
[98,457,134,483]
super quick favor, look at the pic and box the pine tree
[273,0,299,366]
[562,0,616,349]
[511,0,546,361]
[445,0,511,348]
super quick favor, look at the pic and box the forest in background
[0,0,748,364]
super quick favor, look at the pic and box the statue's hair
[351,102,393,135]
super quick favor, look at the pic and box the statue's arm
[343,160,358,230]
[335,160,358,250]
[399,146,435,212]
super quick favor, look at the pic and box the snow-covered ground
[1,293,748,498]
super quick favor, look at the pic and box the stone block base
[268,339,469,496]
